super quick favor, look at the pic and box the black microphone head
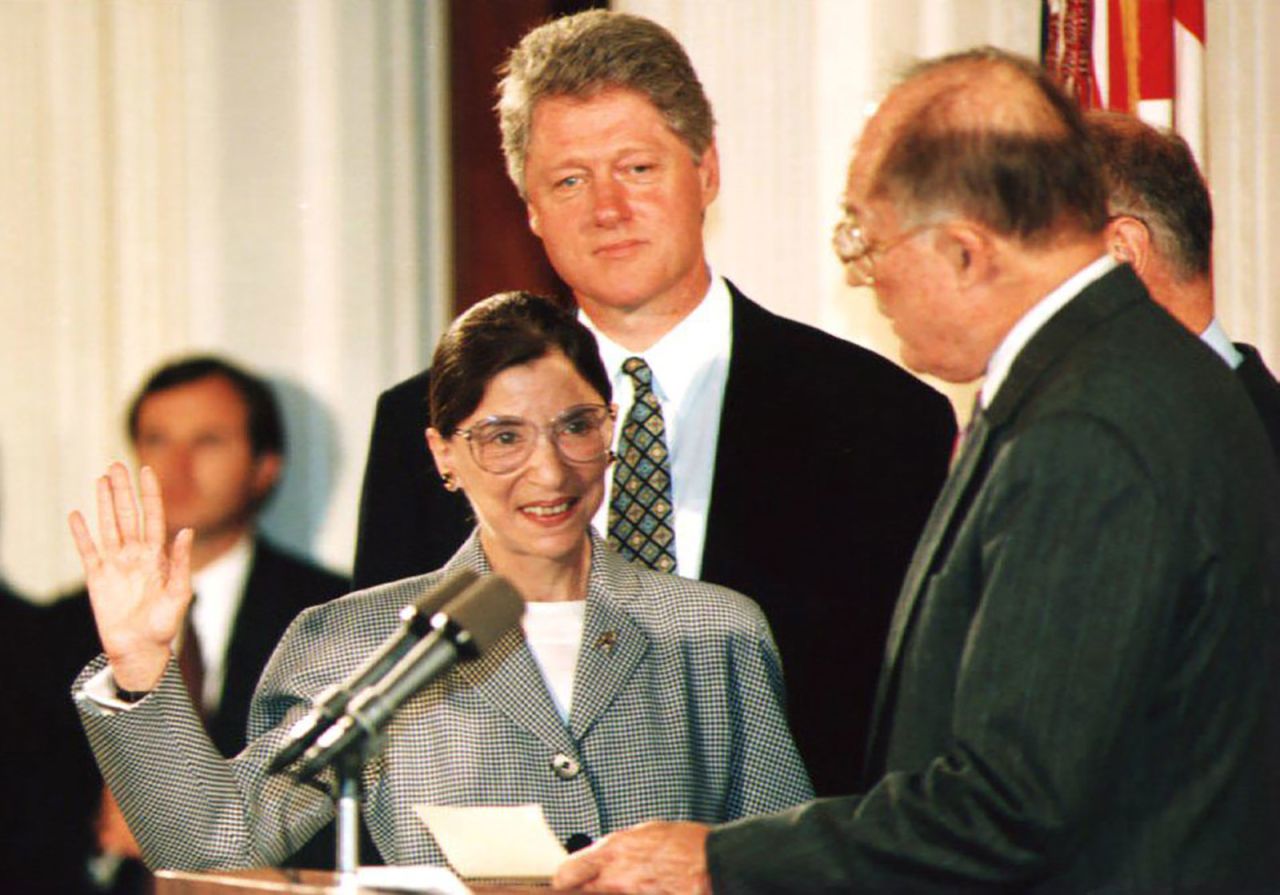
[400,568,479,632]
[441,575,525,655]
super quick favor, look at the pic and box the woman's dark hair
[429,291,611,436]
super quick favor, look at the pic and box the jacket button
[550,752,581,779]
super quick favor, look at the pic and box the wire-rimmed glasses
[832,207,938,287]
[453,403,615,474]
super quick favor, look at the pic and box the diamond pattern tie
[608,357,677,573]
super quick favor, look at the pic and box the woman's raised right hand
[67,462,194,692]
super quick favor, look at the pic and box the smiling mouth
[594,239,645,257]
[521,498,578,519]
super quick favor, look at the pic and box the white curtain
[0,0,450,598]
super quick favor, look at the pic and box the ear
[605,403,619,447]
[697,140,721,209]
[937,221,992,289]
[425,427,455,481]
[250,452,283,501]
[526,201,542,239]
[1105,215,1151,274]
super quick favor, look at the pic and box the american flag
[1042,0,1206,167]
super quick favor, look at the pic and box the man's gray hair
[1087,109,1212,281]
[495,10,715,197]
[873,46,1108,245]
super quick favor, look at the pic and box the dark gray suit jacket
[353,284,957,795]
[1234,341,1280,464]
[706,265,1280,892]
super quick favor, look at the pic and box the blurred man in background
[1088,109,1280,459]
[44,356,350,893]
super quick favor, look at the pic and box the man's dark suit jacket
[706,265,1280,892]
[37,537,349,893]
[1,584,100,894]
[354,283,957,796]
[1235,341,1280,463]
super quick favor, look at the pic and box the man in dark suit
[556,47,1280,894]
[355,9,956,798]
[46,356,350,893]
[1088,109,1280,460]
[2,580,108,895]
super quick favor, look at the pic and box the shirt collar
[1199,317,1243,370]
[191,533,254,624]
[582,272,732,405]
[981,254,1118,409]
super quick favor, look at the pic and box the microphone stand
[333,748,363,879]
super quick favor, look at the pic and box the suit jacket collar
[701,282,773,582]
[984,264,1147,428]
[218,539,273,723]
[444,531,650,752]
[872,265,1148,739]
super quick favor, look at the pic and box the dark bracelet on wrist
[115,684,152,703]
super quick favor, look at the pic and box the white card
[414,803,569,881]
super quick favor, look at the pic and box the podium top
[155,867,559,894]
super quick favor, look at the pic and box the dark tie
[951,393,985,468]
[177,597,206,716]
[608,357,677,573]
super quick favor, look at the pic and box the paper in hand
[414,803,569,881]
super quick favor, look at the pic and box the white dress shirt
[189,534,254,713]
[583,273,733,579]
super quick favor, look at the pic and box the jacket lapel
[879,412,992,681]
[453,627,578,753]
[439,533,576,752]
[568,562,649,741]
[447,533,649,751]
[700,282,763,583]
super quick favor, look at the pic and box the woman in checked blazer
[68,292,812,872]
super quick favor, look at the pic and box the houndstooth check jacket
[73,531,812,872]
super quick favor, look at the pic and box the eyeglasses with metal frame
[832,206,939,287]
[452,403,616,474]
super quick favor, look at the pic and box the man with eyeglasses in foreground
[354,9,957,798]
[554,46,1280,894]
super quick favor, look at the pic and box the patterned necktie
[608,357,677,573]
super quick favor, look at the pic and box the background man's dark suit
[1234,341,1280,461]
[354,284,957,795]
[706,266,1280,891]
[37,537,349,893]
[1,583,102,894]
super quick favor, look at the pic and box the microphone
[267,568,479,774]
[293,574,524,781]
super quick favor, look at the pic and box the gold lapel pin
[594,630,618,652]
